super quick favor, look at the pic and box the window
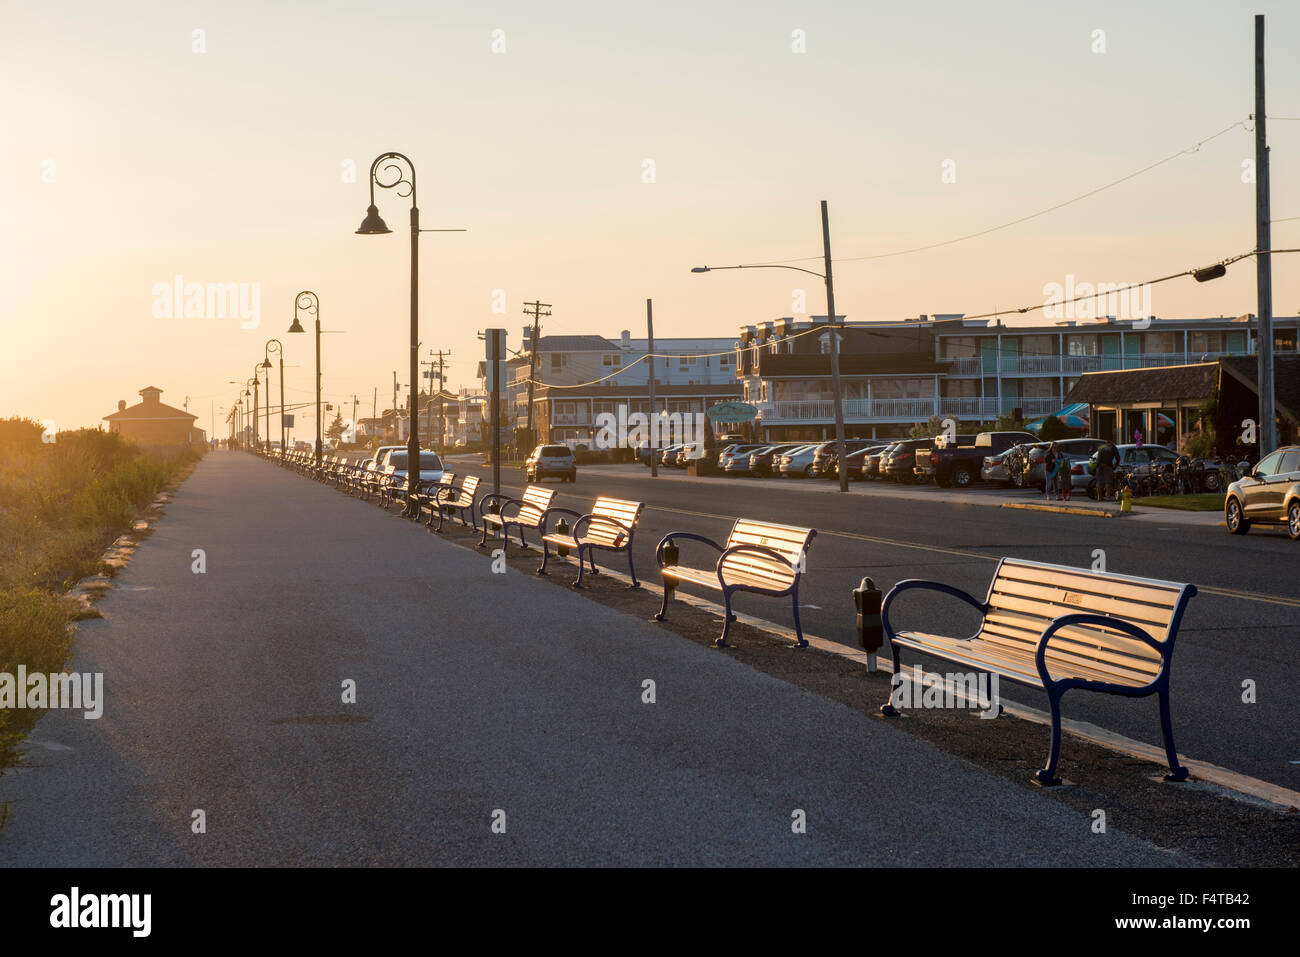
[1278,451,1300,474]
[1145,332,1177,355]
[1189,331,1222,355]
[1274,330,1297,352]
[1066,335,1099,356]
[550,354,568,372]
[942,336,977,359]
[602,354,622,367]
[719,353,730,366]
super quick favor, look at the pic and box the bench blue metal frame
[537,508,641,589]
[879,566,1197,785]
[652,528,817,648]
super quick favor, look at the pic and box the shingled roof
[1219,354,1300,422]
[1065,363,1218,404]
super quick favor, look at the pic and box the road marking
[472,472,1300,611]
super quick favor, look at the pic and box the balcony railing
[758,396,1062,423]
[944,351,1235,377]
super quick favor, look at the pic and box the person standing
[1095,440,1118,501]
[1043,444,1057,499]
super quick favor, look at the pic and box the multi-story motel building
[738,313,1300,442]
[507,330,740,445]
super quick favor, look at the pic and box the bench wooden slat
[989,577,1175,631]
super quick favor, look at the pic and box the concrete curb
[1001,502,1119,518]
[543,551,1300,814]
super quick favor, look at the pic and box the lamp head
[288,317,305,333]
[356,204,392,235]
[690,266,711,273]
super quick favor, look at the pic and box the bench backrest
[980,558,1193,681]
[722,519,815,588]
[584,497,644,546]
[453,475,479,502]
[516,485,557,525]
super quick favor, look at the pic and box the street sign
[706,402,758,423]
[283,414,295,428]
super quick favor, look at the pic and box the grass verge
[0,419,201,770]
[1138,493,1226,511]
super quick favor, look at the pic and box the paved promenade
[0,452,1191,866]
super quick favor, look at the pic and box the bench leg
[790,583,808,648]
[717,589,734,647]
[1158,689,1189,782]
[626,549,640,589]
[536,538,550,575]
[587,551,600,576]
[653,578,670,620]
[1034,687,1065,786]
[477,521,490,547]
[572,546,587,588]
[880,644,903,716]
[435,504,447,533]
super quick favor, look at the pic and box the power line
[733,120,1249,267]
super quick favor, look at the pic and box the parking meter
[853,577,883,654]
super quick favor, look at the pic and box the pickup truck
[921,430,1036,488]
[911,433,974,484]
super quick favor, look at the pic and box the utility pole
[1254,14,1277,456]
[484,329,506,498]
[426,348,452,450]
[647,298,658,478]
[522,300,551,452]
[392,370,399,443]
[822,200,849,493]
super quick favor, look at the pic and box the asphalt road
[0,452,1190,866]
[447,456,1300,790]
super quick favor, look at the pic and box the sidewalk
[0,451,1194,866]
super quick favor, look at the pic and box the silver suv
[1225,445,1300,539]
[525,444,577,483]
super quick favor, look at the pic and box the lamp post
[244,379,256,449]
[690,201,848,492]
[265,339,284,452]
[288,291,342,468]
[356,152,422,509]
[250,367,263,450]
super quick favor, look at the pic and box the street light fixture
[690,201,849,492]
[265,340,285,452]
[287,291,324,466]
[357,152,421,511]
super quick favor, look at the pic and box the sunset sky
[3,0,1298,436]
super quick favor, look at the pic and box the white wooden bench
[420,475,478,532]
[653,519,816,647]
[478,485,557,550]
[881,557,1198,785]
[538,496,644,588]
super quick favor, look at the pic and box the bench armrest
[479,493,520,518]
[573,513,634,543]
[654,532,723,567]
[1034,612,1166,689]
[716,544,798,591]
[881,580,987,643]
[539,507,583,535]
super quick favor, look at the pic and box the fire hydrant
[1120,486,1133,513]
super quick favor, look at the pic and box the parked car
[863,445,893,480]
[881,438,935,483]
[748,444,801,476]
[812,438,876,478]
[386,450,446,487]
[1009,438,1106,491]
[525,444,577,483]
[1083,443,1179,495]
[659,444,685,467]
[1225,446,1300,538]
[675,442,706,467]
[717,443,765,470]
[833,444,890,481]
[776,445,819,477]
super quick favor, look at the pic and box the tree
[326,412,346,445]
[1038,415,1072,440]
[907,414,947,439]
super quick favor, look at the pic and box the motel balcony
[755,396,1064,425]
